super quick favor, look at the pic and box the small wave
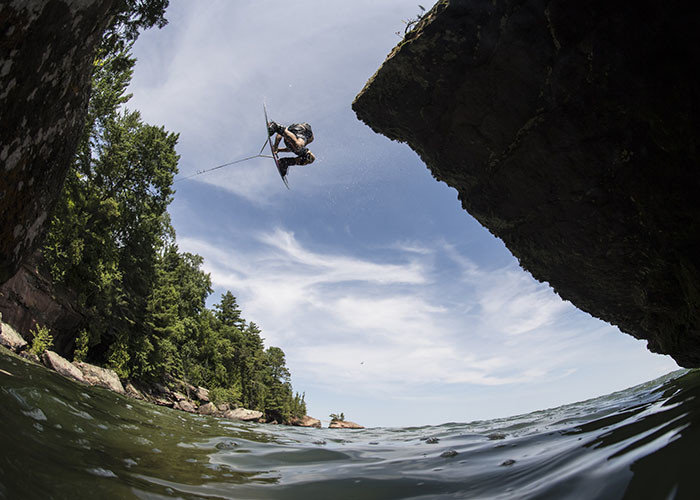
[1,350,697,499]
[86,468,117,478]
[21,408,47,421]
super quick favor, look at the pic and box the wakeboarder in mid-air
[263,103,315,189]
[267,120,315,176]
[176,104,316,188]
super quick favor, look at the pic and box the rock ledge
[353,0,700,367]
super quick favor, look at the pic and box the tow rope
[174,139,271,183]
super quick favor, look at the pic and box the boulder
[125,382,146,400]
[172,391,187,402]
[329,420,364,429]
[289,415,322,428]
[196,386,210,402]
[198,402,217,416]
[0,321,27,352]
[73,361,125,394]
[153,397,174,408]
[0,254,83,357]
[224,408,263,422]
[175,400,196,413]
[19,351,41,364]
[42,350,85,383]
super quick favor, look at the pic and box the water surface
[1,350,698,499]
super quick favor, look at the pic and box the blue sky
[126,0,678,428]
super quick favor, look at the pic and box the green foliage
[107,334,131,379]
[29,325,53,356]
[395,4,427,37]
[291,392,307,419]
[102,0,170,56]
[41,23,307,424]
[215,291,246,331]
[43,46,179,378]
[73,330,90,362]
[209,386,242,407]
[329,412,346,422]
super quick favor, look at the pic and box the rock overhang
[353,0,700,367]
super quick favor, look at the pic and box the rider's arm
[281,128,305,150]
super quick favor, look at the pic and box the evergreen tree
[240,322,266,408]
[43,48,179,376]
[39,4,309,420]
[261,346,292,422]
[215,291,246,331]
[102,0,170,55]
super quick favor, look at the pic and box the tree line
[39,2,306,423]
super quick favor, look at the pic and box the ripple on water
[215,439,239,450]
[70,409,93,420]
[1,351,696,500]
[87,468,117,478]
[21,408,47,421]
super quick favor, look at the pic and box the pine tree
[215,291,246,331]
[39,3,309,420]
[43,48,179,375]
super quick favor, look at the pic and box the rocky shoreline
[0,318,334,428]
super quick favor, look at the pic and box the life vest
[287,123,313,144]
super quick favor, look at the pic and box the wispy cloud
[129,1,679,426]
[178,228,624,401]
[128,0,422,204]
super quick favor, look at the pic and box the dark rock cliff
[0,0,118,284]
[353,0,700,366]
[0,252,83,357]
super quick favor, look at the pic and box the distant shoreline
[0,339,335,429]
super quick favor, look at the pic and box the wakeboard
[263,103,289,189]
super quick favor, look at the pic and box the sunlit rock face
[0,252,83,357]
[0,0,117,284]
[353,0,700,366]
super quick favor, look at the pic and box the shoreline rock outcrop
[42,350,85,383]
[224,408,264,422]
[0,253,83,357]
[353,0,700,367]
[329,420,364,429]
[0,317,27,352]
[290,415,322,428]
[1,334,319,427]
[74,361,125,394]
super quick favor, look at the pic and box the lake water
[1,349,698,499]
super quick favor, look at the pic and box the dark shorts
[279,155,312,168]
